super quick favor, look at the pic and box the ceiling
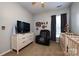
[18,2,71,15]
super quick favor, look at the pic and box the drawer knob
[22,37,25,39]
[23,41,25,43]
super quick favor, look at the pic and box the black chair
[35,30,50,46]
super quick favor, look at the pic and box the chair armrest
[47,35,50,40]
[36,35,40,37]
[36,35,41,39]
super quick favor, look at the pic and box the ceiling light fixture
[32,2,45,8]
[41,1,44,4]
[41,1,45,8]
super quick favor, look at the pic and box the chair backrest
[40,30,50,38]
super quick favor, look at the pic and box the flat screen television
[23,22,30,33]
[16,21,30,33]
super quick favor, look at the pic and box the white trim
[0,49,12,56]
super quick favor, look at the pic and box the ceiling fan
[32,2,45,8]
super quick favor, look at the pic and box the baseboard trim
[0,49,12,56]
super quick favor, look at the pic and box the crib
[67,35,79,56]
[60,33,79,56]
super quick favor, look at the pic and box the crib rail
[60,33,79,56]
[67,36,79,56]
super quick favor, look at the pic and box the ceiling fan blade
[32,2,45,8]
[32,2,36,5]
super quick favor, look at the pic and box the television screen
[23,22,30,33]
[16,21,30,33]
[16,21,23,33]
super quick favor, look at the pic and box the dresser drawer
[18,40,33,50]
[18,41,26,50]
[17,37,26,43]
[17,36,26,39]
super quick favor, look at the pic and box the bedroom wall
[0,2,32,54]
[33,8,70,35]
[70,2,79,34]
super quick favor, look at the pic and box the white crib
[60,33,79,56]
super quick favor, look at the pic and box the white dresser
[11,32,34,54]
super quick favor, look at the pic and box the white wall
[33,8,70,35]
[0,2,71,54]
[70,2,79,34]
[0,2,32,54]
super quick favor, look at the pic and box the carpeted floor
[4,41,64,56]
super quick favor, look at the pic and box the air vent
[57,5,62,8]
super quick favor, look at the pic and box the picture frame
[2,26,5,30]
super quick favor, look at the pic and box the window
[56,15,61,38]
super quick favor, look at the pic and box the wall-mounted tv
[16,21,30,33]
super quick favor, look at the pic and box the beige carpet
[4,41,64,56]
